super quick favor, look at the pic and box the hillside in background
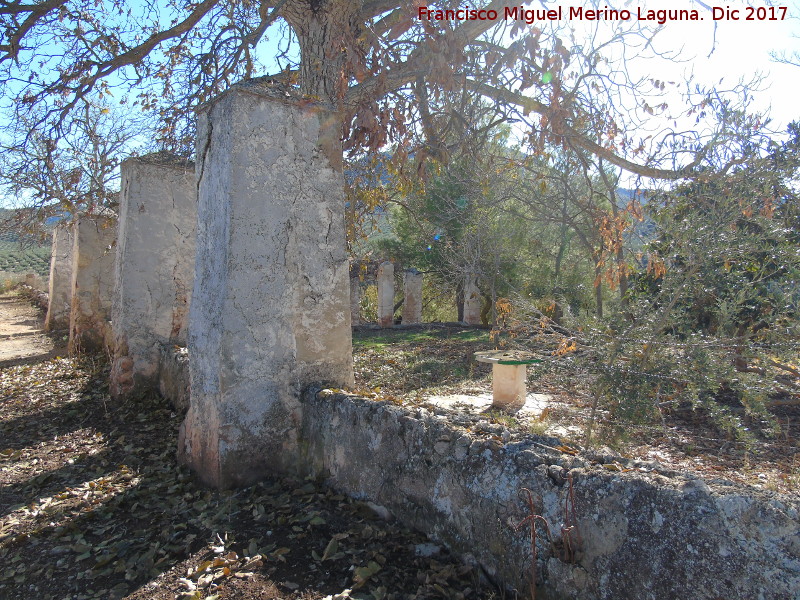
[0,209,52,277]
[0,233,50,277]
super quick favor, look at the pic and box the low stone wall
[19,283,49,311]
[157,347,799,599]
[300,392,799,599]
[24,273,47,293]
[1,271,47,295]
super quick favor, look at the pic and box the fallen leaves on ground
[352,327,490,402]
[0,356,499,600]
[351,327,799,496]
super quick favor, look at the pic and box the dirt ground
[0,289,502,600]
[1,289,797,600]
[0,292,66,366]
[352,325,800,497]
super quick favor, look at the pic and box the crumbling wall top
[196,76,326,114]
[124,151,194,170]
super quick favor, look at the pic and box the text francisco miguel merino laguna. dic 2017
[417,5,789,24]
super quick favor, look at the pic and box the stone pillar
[110,154,196,399]
[377,261,394,328]
[402,269,423,325]
[45,223,74,330]
[179,83,354,488]
[68,212,116,354]
[350,277,362,326]
[463,273,482,325]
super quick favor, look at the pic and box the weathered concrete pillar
[110,154,196,399]
[45,223,74,330]
[350,277,362,326]
[179,83,353,488]
[463,273,482,325]
[402,269,423,325]
[68,212,116,354]
[377,261,394,328]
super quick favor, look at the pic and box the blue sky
[638,0,800,132]
[3,0,799,209]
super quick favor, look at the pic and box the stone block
[402,269,423,324]
[463,272,481,325]
[110,154,196,398]
[68,213,116,354]
[179,84,353,488]
[45,223,74,330]
[300,390,800,600]
[377,261,394,328]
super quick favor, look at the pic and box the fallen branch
[768,359,800,378]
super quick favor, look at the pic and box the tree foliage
[0,0,768,179]
[588,122,800,435]
[376,154,528,322]
[0,98,148,236]
[2,0,794,441]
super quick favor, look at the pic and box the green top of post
[474,350,542,366]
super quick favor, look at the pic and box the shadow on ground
[0,302,500,600]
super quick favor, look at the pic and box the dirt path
[0,306,494,600]
[0,291,66,367]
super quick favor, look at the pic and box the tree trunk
[456,282,464,322]
[283,0,360,103]
[480,294,492,326]
[597,162,628,307]
[616,238,628,307]
[554,226,567,284]
[282,0,360,171]
[554,195,571,285]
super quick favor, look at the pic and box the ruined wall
[45,223,74,330]
[377,261,394,328]
[24,273,46,293]
[110,154,196,398]
[180,83,353,488]
[299,390,799,600]
[68,213,116,354]
[463,273,481,325]
[159,346,799,598]
[402,269,423,324]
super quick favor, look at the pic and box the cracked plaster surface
[181,88,353,488]
[110,156,196,398]
[45,224,74,330]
